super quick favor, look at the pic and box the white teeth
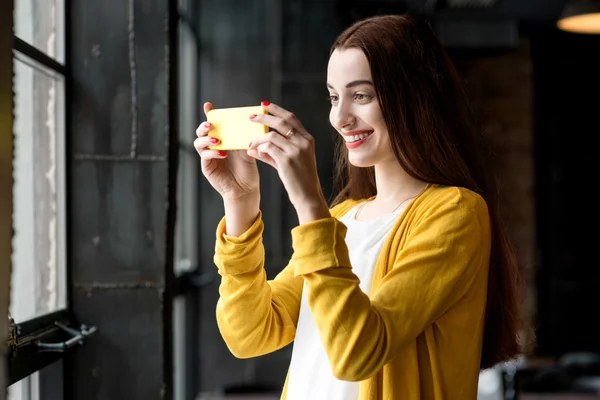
[344,132,372,143]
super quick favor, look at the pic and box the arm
[292,197,491,381]
[214,212,303,358]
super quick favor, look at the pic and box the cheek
[371,107,386,130]
[358,103,385,129]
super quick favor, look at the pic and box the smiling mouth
[343,131,373,143]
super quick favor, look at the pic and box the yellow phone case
[207,105,268,150]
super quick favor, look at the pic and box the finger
[261,102,307,132]
[193,135,220,148]
[196,121,213,138]
[255,142,286,166]
[194,138,226,158]
[261,101,297,123]
[251,114,293,134]
[248,131,293,152]
[203,102,214,118]
[251,114,307,143]
[200,149,227,161]
[247,149,277,169]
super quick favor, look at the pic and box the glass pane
[174,149,199,276]
[174,12,199,277]
[15,0,65,64]
[8,372,39,400]
[10,52,67,322]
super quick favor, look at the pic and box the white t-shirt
[285,203,407,400]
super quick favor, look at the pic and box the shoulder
[419,184,488,217]
[411,184,490,234]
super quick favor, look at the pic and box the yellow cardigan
[214,184,491,400]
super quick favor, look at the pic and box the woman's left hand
[248,102,330,224]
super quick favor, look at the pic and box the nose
[331,101,356,131]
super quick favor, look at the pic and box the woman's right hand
[194,102,260,204]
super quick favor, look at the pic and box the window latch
[7,313,19,351]
[36,321,98,352]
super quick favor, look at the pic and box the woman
[194,13,526,400]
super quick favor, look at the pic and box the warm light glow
[557,12,600,34]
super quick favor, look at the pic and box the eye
[327,94,339,104]
[354,93,371,102]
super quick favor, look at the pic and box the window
[11,52,67,324]
[14,0,65,64]
[8,0,68,398]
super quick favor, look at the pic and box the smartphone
[206,105,269,150]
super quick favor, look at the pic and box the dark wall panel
[282,0,344,74]
[71,1,170,157]
[532,26,600,358]
[71,161,167,285]
[70,0,133,156]
[68,0,176,399]
[69,289,164,399]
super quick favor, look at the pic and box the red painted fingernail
[261,101,270,106]
[209,137,219,144]
[249,114,257,119]
[218,151,227,157]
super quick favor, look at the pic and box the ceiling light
[557,0,600,34]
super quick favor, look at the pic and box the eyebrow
[327,79,374,89]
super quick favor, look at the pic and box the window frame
[8,310,72,385]
[7,0,94,391]
[1,0,16,394]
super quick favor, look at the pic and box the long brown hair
[330,13,531,369]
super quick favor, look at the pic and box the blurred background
[2,0,600,399]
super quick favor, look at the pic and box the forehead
[327,48,372,85]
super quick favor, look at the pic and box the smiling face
[327,47,396,168]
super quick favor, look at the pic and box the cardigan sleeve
[214,212,302,358]
[291,196,491,381]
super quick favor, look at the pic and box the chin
[348,153,377,168]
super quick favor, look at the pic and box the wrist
[223,191,260,208]
[295,199,331,226]
[223,192,260,237]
